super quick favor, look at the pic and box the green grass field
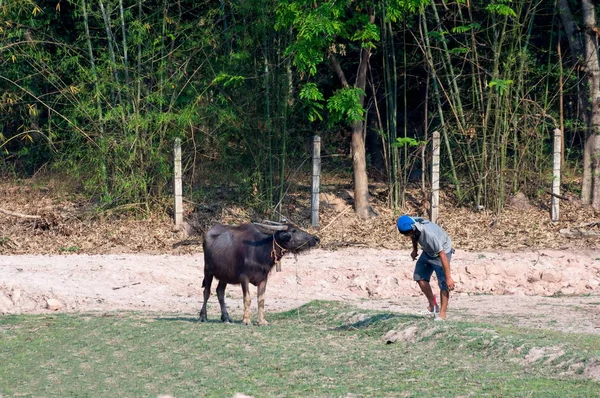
[1,301,599,397]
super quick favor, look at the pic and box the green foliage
[449,46,470,55]
[299,83,325,122]
[327,88,366,124]
[393,137,426,148]
[428,30,447,41]
[452,23,481,33]
[275,0,427,132]
[212,73,246,88]
[385,0,431,22]
[488,78,514,95]
[351,20,380,45]
[276,0,345,75]
[0,0,315,210]
[299,83,324,102]
[486,1,517,17]
[59,246,80,253]
[0,0,592,214]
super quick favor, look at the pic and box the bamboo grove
[1,0,599,215]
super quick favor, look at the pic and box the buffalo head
[253,220,320,253]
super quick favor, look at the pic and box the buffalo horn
[261,220,285,225]
[253,222,288,231]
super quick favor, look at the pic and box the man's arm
[438,250,455,290]
[410,236,418,260]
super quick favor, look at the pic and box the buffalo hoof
[221,315,232,323]
[199,314,207,322]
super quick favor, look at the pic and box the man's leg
[438,289,449,319]
[416,280,437,312]
[414,254,436,312]
[432,251,452,319]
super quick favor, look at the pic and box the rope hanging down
[271,234,287,272]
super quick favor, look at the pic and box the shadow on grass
[335,313,420,331]
[156,316,250,325]
[154,316,199,323]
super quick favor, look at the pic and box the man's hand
[447,276,455,291]
[411,249,418,260]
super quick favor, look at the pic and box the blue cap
[397,215,415,233]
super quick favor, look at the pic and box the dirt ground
[1,248,599,335]
[1,179,600,335]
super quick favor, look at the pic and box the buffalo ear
[277,231,292,242]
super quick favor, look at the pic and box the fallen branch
[578,221,600,229]
[559,228,600,238]
[320,205,353,232]
[0,207,41,219]
[546,191,569,201]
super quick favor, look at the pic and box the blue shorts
[413,249,454,291]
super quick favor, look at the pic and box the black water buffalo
[200,221,319,325]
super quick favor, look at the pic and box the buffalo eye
[278,232,292,242]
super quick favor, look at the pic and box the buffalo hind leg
[216,280,232,323]
[257,279,268,326]
[241,278,252,325]
[199,274,213,322]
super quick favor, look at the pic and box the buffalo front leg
[241,278,252,325]
[216,280,232,323]
[199,274,213,322]
[257,279,269,326]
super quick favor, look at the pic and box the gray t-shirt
[413,218,452,257]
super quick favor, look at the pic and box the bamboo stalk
[558,38,565,166]
[278,28,292,217]
[118,0,130,86]
[381,11,397,207]
[81,0,107,197]
[430,1,466,130]
[419,8,461,200]
[98,0,122,102]
[391,20,399,208]
[81,0,103,134]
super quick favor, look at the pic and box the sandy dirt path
[1,248,599,334]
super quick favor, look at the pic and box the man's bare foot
[428,304,440,314]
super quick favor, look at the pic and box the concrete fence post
[311,135,321,227]
[431,131,440,223]
[552,128,562,222]
[174,138,183,227]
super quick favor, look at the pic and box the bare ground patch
[1,248,599,335]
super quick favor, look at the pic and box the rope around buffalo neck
[271,234,287,272]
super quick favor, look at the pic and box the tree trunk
[582,0,600,209]
[352,41,373,219]
[329,14,375,219]
[559,0,584,58]
[559,0,593,204]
